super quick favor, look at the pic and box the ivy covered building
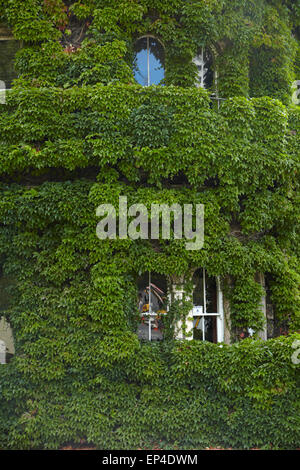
[0,0,299,449]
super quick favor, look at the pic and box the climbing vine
[0,0,299,450]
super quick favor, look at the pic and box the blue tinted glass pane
[134,47,148,86]
[149,47,164,85]
[134,37,164,86]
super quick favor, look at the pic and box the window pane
[134,37,148,86]
[192,268,204,306]
[137,272,167,341]
[204,316,217,342]
[192,269,218,343]
[148,37,164,85]
[193,316,217,343]
[134,37,165,86]
[194,48,213,89]
[206,275,217,313]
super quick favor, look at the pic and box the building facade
[0,0,299,449]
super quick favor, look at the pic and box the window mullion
[147,36,150,86]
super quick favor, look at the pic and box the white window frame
[172,269,224,343]
[191,268,224,343]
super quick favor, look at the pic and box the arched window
[134,36,165,86]
[137,272,168,341]
[192,268,224,343]
[193,47,214,89]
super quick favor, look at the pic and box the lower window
[192,268,224,343]
[137,272,168,341]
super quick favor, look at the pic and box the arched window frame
[133,35,165,87]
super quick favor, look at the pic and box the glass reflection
[134,36,165,86]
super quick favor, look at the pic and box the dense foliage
[0,336,299,449]
[0,0,299,449]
